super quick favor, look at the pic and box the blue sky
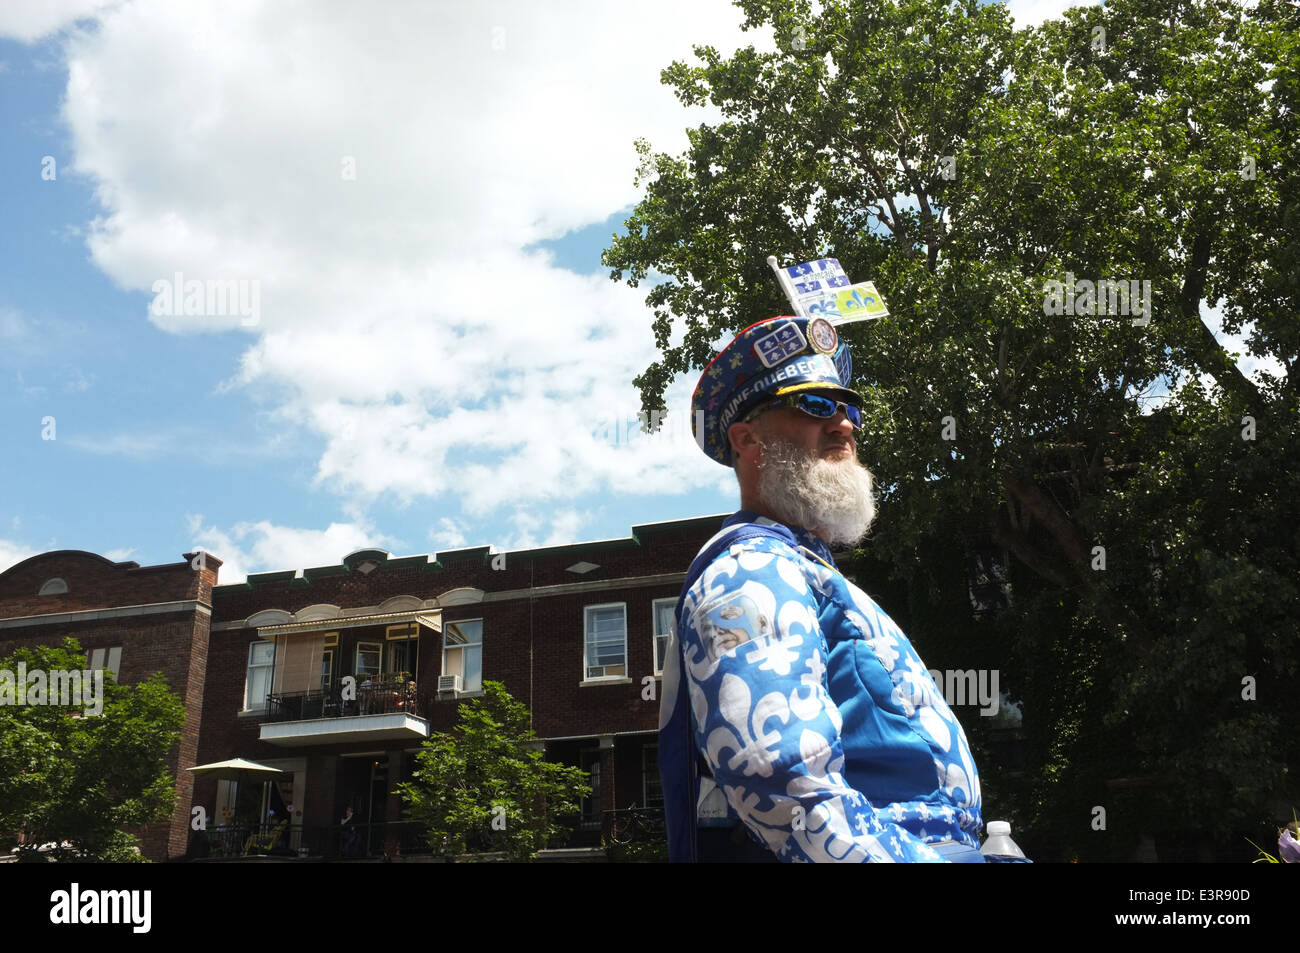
[8,0,1237,584]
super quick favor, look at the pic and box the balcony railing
[266,674,423,723]
[189,820,432,860]
[602,806,665,846]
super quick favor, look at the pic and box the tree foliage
[605,0,1299,859]
[399,682,590,861]
[0,638,185,862]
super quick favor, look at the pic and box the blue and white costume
[660,511,983,862]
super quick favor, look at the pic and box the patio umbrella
[187,757,288,782]
[187,759,290,856]
[189,758,289,824]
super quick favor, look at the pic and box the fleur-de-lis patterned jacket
[659,512,983,862]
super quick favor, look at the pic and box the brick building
[0,549,220,858]
[0,516,725,860]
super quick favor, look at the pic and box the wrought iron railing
[190,820,432,860]
[265,674,423,723]
[602,806,666,846]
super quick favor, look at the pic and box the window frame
[243,640,275,711]
[86,646,123,682]
[583,602,627,681]
[385,622,419,679]
[354,641,382,682]
[442,618,483,694]
[651,598,675,677]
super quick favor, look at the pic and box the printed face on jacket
[700,594,769,659]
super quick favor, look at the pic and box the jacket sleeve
[678,538,946,862]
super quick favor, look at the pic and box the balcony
[189,820,433,861]
[259,674,429,747]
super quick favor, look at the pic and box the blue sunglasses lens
[794,394,861,427]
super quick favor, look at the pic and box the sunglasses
[745,393,863,428]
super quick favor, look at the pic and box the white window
[355,642,381,682]
[652,599,675,676]
[443,619,482,693]
[244,641,274,710]
[584,604,626,680]
[87,646,122,681]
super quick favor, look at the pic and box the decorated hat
[692,315,860,466]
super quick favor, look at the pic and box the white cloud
[1201,299,1287,386]
[103,546,136,562]
[64,425,287,463]
[187,512,399,585]
[59,0,743,522]
[430,517,467,551]
[0,0,122,42]
[503,507,591,552]
[0,538,39,575]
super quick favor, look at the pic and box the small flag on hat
[833,281,889,322]
[766,255,889,325]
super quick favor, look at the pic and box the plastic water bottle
[981,820,1027,859]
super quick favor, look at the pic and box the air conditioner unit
[437,675,461,693]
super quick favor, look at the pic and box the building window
[320,648,334,691]
[38,577,68,596]
[584,604,626,680]
[642,745,664,809]
[386,623,419,678]
[86,646,122,681]
[355,642,381,682]
[652,599,675,676]
[244,641,274,710]
[443,619,482,693]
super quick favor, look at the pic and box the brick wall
[206,519,723,748]
[0,550,220,861]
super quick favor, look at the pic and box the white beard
[756,436,877,546]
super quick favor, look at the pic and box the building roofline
[215,514,725,592]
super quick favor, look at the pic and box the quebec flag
[781,257,850,318]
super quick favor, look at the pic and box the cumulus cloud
[0,538,40,575]
[504,507,591,552]
[0,0,122,42]
[55,0,739,526]
[186,512,399,584]
[429,517,467,551]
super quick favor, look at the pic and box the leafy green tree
[605,0,1298,859]
[0,638,185,862]
[399,682,590,861]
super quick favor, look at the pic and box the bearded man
[658,315,984,862]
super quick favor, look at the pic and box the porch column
[385,749,406,857]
